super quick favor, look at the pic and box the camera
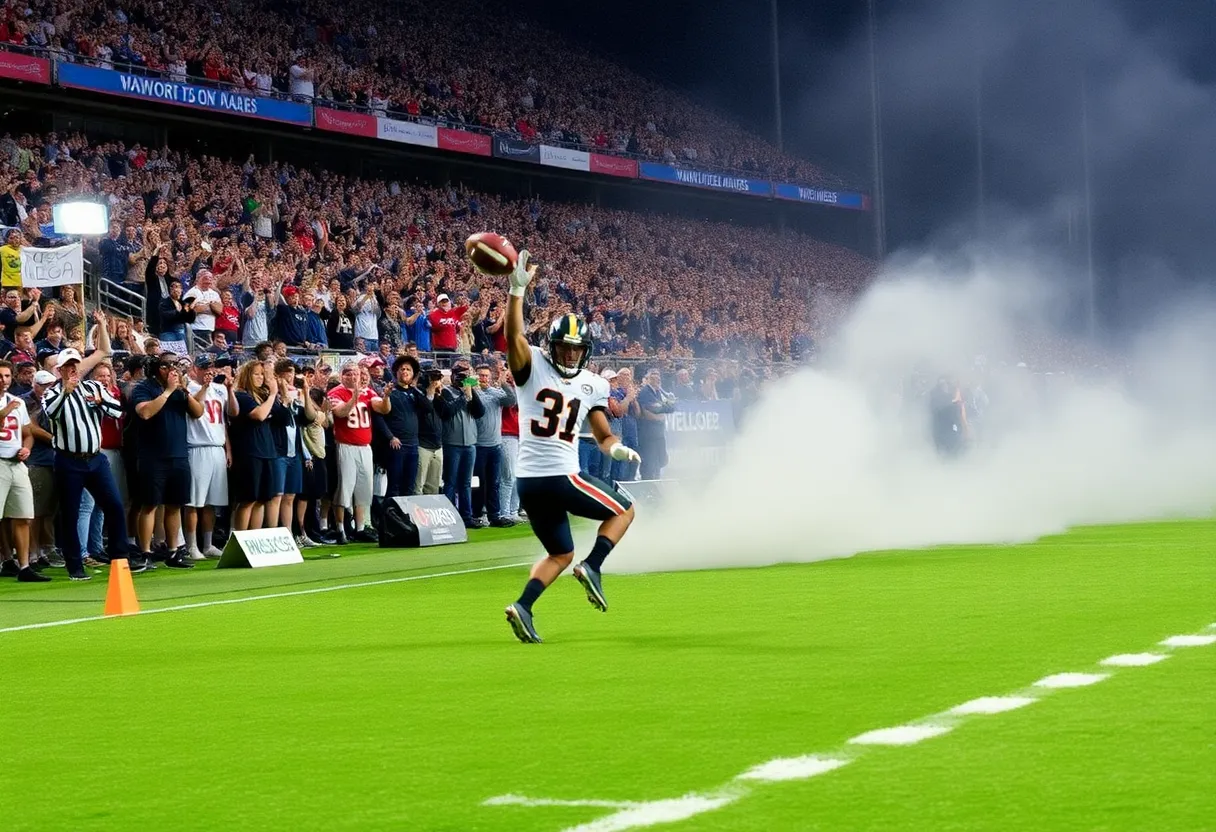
[214,374,227,384]
[452,368,469,385]
[424,368,444,384]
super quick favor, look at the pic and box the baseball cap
[33,370,56,385]
[193,354,215,368]
[55,348,83,369]
[600,369,618,380]
[437,293,450,303]
[282,284,299,296]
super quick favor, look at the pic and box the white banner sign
[539,145,590,172]
[216,527,304,569]
[20,243,84,288]
[376,117,438,148]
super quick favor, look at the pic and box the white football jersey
[0,392,30,458]
[516,346,610,477]
[187,381,228,447]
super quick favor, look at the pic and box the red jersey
[427,305,467,351]
[329,385,378,446]
[501,404,519,437]
[101,385,123,449]
[217,305,241,335]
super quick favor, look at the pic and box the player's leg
[565,473,635,612]
[505,476,576,643]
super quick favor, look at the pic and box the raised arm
[505,250,536,379]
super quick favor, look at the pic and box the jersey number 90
[531,389,582,443]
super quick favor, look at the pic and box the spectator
[435,360,484,527]
[300,385,333,543]
[672,368,696,401]
[184,354,232,561]
[374,354,429,499]
[327,291,356,351]
[1,229,23,288]
[230,359,279,532]
[327,360,391,544]
[352,283,381,353]
[275,285,312,348]
[0,359,47,582]
[158,278,197,352]
[216,288,242,345]
[428,294,467,357]
[183,269,223,342]
[414,366,445,495]
[132,352,203,569]
[608,368,641,483]
[23,367,58,571]
[472,363,516,527]
[240,273,279,348]
[499,369,522,521]
[636,368,675,480]
[272,359,319,547]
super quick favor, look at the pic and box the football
[465,231,518,276]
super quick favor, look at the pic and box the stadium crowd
[1,130,817,584]
[0,0,848,187]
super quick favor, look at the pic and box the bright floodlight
[53,201,109,235]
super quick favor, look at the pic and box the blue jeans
[384,443,419,498]
[442,444,476,523]
[77,489,105,557]
[578,437,603,479]
[500,436,519,516]
[473,445,502,520]
[53,452,132,572]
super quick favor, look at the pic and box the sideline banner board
[377,117,438,148]
[662,400,736,449]
[381,495,468,547]
[774,183,869,210]
[315,107,377,137]
[438,127,492,157]
[638,163,772,197]
[539,145,589,172]
[216,528,304,569]
[56,62,313,126]
[0,51,51,84]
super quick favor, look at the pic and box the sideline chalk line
[484,624,1216,831]
[0,561,532,635]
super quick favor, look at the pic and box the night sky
[521,0,1216,328]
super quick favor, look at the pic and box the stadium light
[52,200,110,236]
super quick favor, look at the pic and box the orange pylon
[103,559,140,616]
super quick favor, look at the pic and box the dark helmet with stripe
[547,313,592,379]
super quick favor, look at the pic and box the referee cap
[55,348,83,369]
[33,370,56,385]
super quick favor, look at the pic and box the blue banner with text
[638,162,772,197]
[774,183,868,210]
[56,62,313,126]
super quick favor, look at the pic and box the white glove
[509,249,534,297]
[609,442,641,464]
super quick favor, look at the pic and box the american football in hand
[465,232,519,276]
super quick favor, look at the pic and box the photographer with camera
[435,359,485,527]
[414,366,445,495]
[636,367,677,480]
[373,354,434,499]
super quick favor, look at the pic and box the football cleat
[572,562,608,612]
[505,603,543,644]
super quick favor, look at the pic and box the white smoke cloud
[609,249,1216,573]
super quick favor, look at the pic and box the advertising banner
[437,127,492,157]
[492,135,541,163]
[56,62,313,126]
[539,144,589,172]
[0,50,50,85]
[774,183,869,211]
[638,162,772,197]
[216,528,304,568]
[315,107,376,137]
[382,495,468,547]
[20,243,83,288]
[662,400,736,449]
[589,153,638,179]
[377,117,438,148]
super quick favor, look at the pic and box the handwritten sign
[20,243,84,289]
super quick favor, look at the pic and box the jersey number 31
[531,389,582,443]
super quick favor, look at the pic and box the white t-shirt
[289,64,314,98]
[186,381,227,447]
[183,287,221,332]
[0,392,30,459]
[516,347,610,477]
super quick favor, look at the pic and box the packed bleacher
[0,0,850,188]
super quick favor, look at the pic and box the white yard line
[485,626,1216,831]
[0,561,531,635]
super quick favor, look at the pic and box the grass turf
[1,519,1213,831]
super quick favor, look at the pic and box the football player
[502,250,641,643]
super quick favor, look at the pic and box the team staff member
[328,360,391,544]
[42,314,142,579]
[0,359,46,582]
[184,354,233,561]
[132,353,203,569]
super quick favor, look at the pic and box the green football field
[2,519,1213,831]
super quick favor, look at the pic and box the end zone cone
[104,559,140,616]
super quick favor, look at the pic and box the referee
[41,313,143,580]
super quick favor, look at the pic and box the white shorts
[188,445,228,508]
[0,460,34,520]
[335,444,373,511]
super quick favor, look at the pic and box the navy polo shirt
[232,391,277,459]
[130,380,190,459]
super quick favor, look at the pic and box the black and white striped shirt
[41,380,124,455]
